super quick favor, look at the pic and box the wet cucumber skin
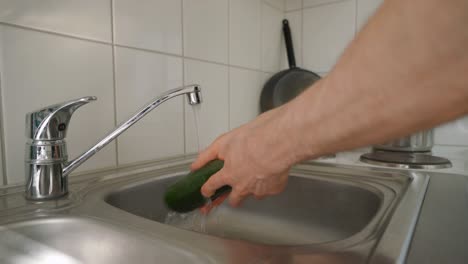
[164,159,231,213]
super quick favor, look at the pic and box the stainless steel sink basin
[0,217,203,264]
[105,170,397,246]
[0,159,430,263]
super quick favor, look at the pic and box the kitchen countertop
[1,147,467,263]
[406,172,468,263]
[313,147,468,263]
[314,146,468,176]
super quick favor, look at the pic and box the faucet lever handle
[26,96,97,140]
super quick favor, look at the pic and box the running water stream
[164,104,221,234]
[192,104,202,151]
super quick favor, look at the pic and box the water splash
[164,209,208,233]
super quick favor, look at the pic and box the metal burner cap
[360,152,452,169]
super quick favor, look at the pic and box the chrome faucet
[25,85,202,200]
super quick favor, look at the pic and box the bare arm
[291,0,468,159]
[193,0,468,209]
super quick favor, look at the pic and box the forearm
[283,0,468,161]
[193,0,468,206]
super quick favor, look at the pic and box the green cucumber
[164,159,231,213]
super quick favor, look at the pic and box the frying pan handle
[283,19,296,68]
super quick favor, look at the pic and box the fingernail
[201,192,211,198]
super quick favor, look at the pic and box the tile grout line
[0,21,111,46]
[260,0,265,76]
[181,0,187,155]
[300,0,304,67]
[110,0,119,168]
[301,0,304,68]
[262,0,285,13]
[354,0,359,35]
[302,0,351,10]
[278,1,287,68]
[227,0,232,131]
[285,8,302,13]
[0,27,7,185]
[115,43,272,74]
[0,71,8,185]
[0,21,273,75]
[184,56,270,74]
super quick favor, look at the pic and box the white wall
[0,0,285,185]
[284,0,468,154]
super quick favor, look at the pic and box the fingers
[191,133,230,171]
[254,194,266,200]
[200,170,228,197]
[191,145,219,171]
[228,191,248,207]
[211,192,229,207]
[199,193,228,215]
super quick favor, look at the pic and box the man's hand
[192,107,297,211]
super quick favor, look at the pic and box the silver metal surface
[25,85,201,200]
[406,172,468,263]
[360,152,452,169]
[369,171,429,264]
[62,85,201,176]
[26,96,97,141]
[25,163,67,200]
[0,159,429,263]
[107,173,387,245]
[374,130,434,152]
[0,217,205,264]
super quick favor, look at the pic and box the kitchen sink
[0,217,203,264]
[0,160,429,263]
[105,170,399,246]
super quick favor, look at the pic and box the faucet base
[25,163,68,200]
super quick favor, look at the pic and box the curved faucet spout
[62,84,201,177]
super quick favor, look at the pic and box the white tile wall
[302,0,356,72]
[0,130,3,185]
[184,59,229,153]
[435,116,468,147]
[4,0,432,185]
[0,135,3,185]
[356,0,384,30]
[286,0,302,11]
[0,26,116,184]
[303,0,345,8]
[183,0,228,63]
[0,0,111,42]
[229,0,262,69]
[229,67,263,129]
[114,47,184,165]
[0,26,3,185]
[265,0,285,10]
[114,0,182,54]
[262,2,284,72]
[0,1,279,186]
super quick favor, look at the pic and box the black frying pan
[260,19,321,112]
